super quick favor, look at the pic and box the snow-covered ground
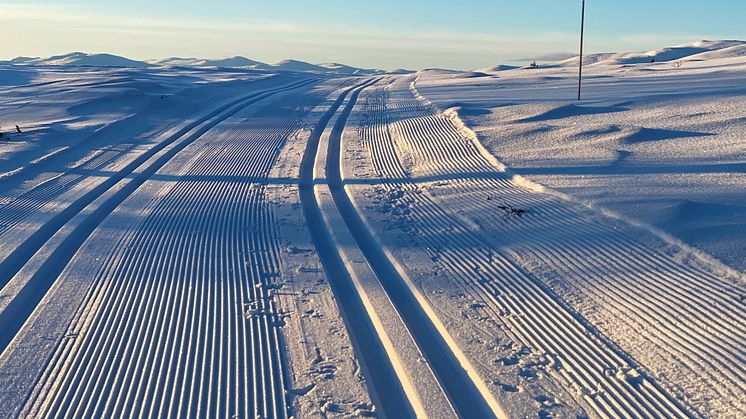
[0,41,744,418]
[415,40,746,274]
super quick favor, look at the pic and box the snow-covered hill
[317,62,382,75]
[4,52,385,74]
[271,59,328,73]
[150,56,271,69]
[8,52,150,68]
[557,40,746,67]
[686,43,746,60]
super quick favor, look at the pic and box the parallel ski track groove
[392,88,746,410]
[0,79,314,357]
[0,142,138,234]
[297,79,418,418]
[354,78,701,418]
[329,81,498,417]
[8,82,313,418]
[450,175,746,403]
[0,78,312,293]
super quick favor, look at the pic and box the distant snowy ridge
[271,59,383,74]
[316,62,383,75]
[2,51,384,74]
[7,52,150,68]
[6,39,744,74]
[149,56,271,69]
[558,40,746,66]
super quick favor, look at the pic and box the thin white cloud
[0,4,300,34]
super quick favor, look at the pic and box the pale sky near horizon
[2,1,745,70]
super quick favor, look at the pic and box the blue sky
[2,1,745,69]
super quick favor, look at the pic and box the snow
[316,63,383,75]
[0,40,744,418]
[11,52,152,68]
[415,53,746,274]
[273,59,331,73]
[0,68,372,417]
[3,52,385,75]
[557,39,746,67]
[150,56,272,70]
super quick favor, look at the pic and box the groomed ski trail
[349,76,705,418]
[298,79,419,418]
[409,78,745,417]
[0,79,314,354]
[300,78,505,418]
[6,88,310,418]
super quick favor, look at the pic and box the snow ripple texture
[18,112,295,418]
[356,77,744,418]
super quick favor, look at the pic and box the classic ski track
[351,77,707,418]
[325,80,505,417]
[0,77,311,291]
[297,79,421,418]
[404,81,745,415]
[16,104,300,418]
[0,73,277,198]
[0,79,314,355]
[0,142,143,233]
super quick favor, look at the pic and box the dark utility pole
[577,0,586,100]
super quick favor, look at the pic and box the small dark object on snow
[496,202,527,218]
[529,61,538,68]
[15,124,21,133]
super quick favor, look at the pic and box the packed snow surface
[0,40,744,418]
